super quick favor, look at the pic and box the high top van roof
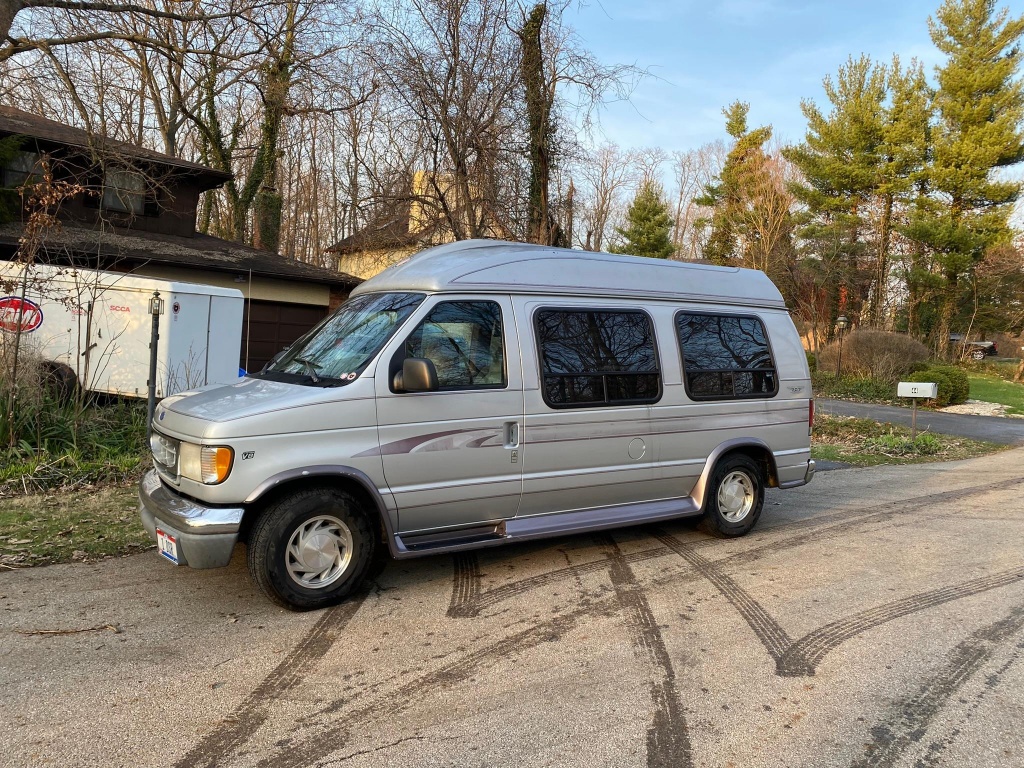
[351,240,787,310]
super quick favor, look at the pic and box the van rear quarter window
[535,308,660,408]
[675,313,777,400]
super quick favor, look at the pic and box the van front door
[374,296,524,534]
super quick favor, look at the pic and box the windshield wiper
[293,356,321,383]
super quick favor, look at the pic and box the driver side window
[403,301,506,389]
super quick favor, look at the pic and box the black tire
[40,362,78,404]
[971,349,986,361]
[247,486,376,610]
[700,454,764,538]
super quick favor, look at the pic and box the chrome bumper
[138,469,244,568]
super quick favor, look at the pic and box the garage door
[241,300,328,373]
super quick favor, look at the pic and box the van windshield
[254,292,424,386]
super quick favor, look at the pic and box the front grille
[150,431,179,477]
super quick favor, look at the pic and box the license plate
[156,528,180,565]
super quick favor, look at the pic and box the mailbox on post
[897,381,938,439]
[897,382,938,399]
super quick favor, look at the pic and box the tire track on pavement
[447,477,1024,619]
[599,533,693,768]
[777,567,1024,677]
[651,528,792,661]
[850,604,1024,768]
[446,553,481,617]
[251,601,617,768]
[175,589,370,768]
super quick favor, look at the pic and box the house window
[399,301,506,390]
[3,152,38,188]
[102,168,146,215]
[536,308,661,408]
[675,312,778,400]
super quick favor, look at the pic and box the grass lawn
[811,415,1007,467]
[0,485,151,569]
[967,373,1024,416]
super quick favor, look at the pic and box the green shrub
[928,365,970,405]
[812,373,896,402]
[806,351,817,373]
[908,361,930,374]
[906,369,952,407]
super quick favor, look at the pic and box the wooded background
[2,0,1023,350]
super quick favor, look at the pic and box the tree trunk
[870,192,893,327]
[520,3,553,245]
[935,273,958,360]
[0,1,21,45]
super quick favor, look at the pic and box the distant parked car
[949,334,998,360]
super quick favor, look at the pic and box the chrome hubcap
[718,471,755,522]
[285,515,353,589]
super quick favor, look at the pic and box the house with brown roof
[0,106,361,371]
[326,171,507,279]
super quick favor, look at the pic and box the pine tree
[697,101,773,266]
[906,0,1024,352]
[697,102,795,297]
[609,181,675,259]
[877,58,932,327]
[784,56,889,333]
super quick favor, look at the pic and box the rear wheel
[247,486,376,610]
[701,454,764,538]
[971,349,986,361]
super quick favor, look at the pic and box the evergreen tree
[784,56,888,334]
[697,101,773,266]
[877,58,932,327]
[609,181,675,259]
[906,0,1024,352]
[698,101,795,298]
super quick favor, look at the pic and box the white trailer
[0,263,244,398]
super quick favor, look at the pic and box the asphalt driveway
[818,398,1024,445]
[3,448,1024,767]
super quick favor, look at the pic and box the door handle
[503,421,519,448]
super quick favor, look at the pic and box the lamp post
[147,291,165,436]
[835,315,849,380]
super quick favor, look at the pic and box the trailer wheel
[247,486,376,610]
[701,454,764,538]
[40,362,79,404]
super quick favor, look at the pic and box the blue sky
[567,0,1024,152]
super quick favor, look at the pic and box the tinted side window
[536,309,660,408]
[676,313,777,399]
[402,301,506,389]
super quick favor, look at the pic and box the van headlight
[179,443,234,485]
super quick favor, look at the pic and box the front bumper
[138,469,244,568]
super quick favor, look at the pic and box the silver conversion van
[139,241,814,609]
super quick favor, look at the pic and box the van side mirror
[393,358,439,392]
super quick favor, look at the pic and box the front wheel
[701,454,764,538]
[247,486,376,610]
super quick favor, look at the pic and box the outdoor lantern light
[835,315,849,380]
[149,291,165,315]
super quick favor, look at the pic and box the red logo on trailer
[0,296,44,333]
